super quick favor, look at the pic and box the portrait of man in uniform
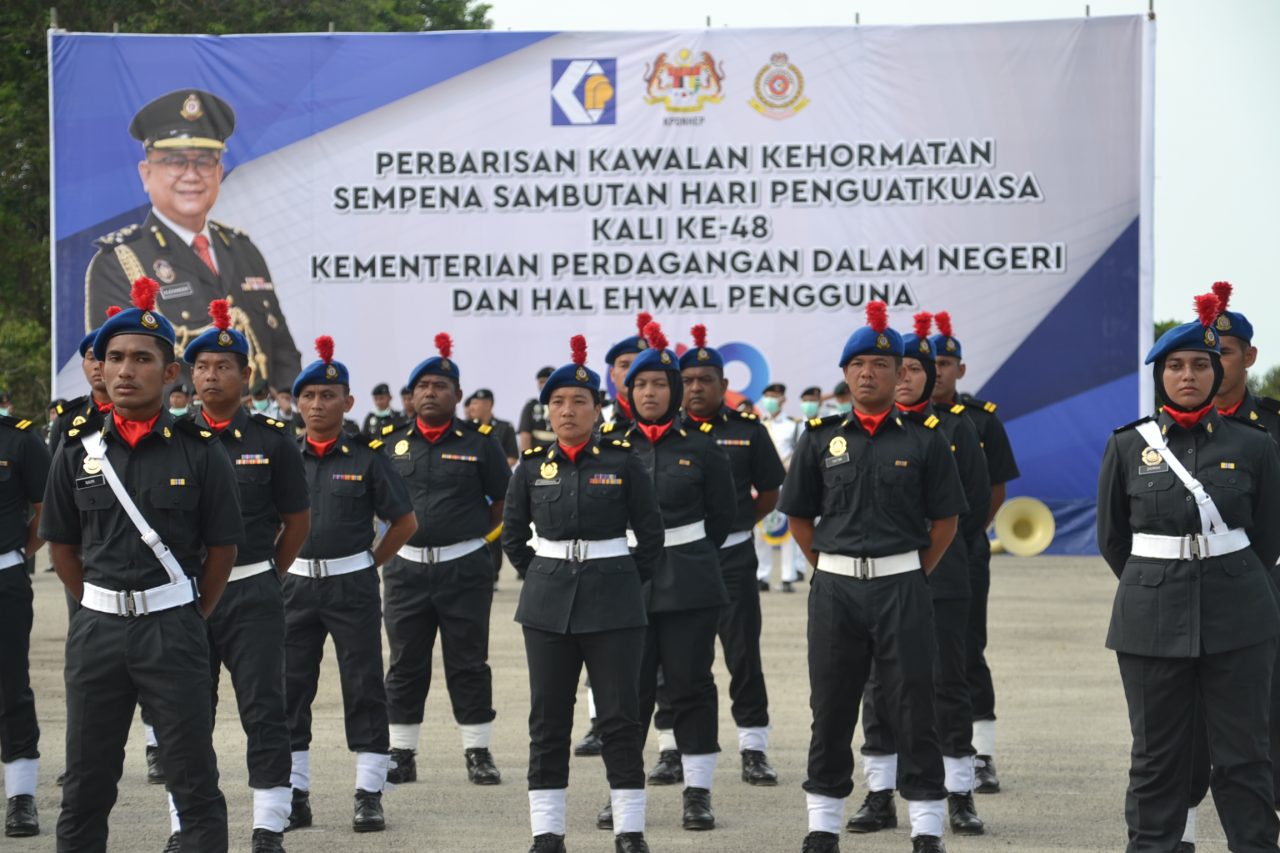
[85,89,302,390]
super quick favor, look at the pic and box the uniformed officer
[0,410,50,838]
[599,313,653,430]
[41,277,244,852]
[756,382,807,593]
[156,299,311,852]
[1097,292,1280,853]
[595,321,735,832]
[49,310,121,455]
[360,384,402,437]
[782,301,966,853]
[647,324,786,788]
[929,311,1020,793]
[380,334,510,788]
[516,366,557,453]
[502,334,665,853]
[1182,281,1280,852]
[284,336,417,834]
[851,313,990,838]
[85,89,301,390]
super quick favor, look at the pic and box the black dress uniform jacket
[1225,394,1280,446]
[504,437,665,634]
[48,396,111,456]
[214,410,309,564]
[612,422,736,612]
[297,434,411,560]
[780,413,968,555]
[1098,409,1280,657]
[40,411,244,588]
[86,212,302,389]
[683,406,786,533]
[383,419,510,548]
[956,395,1021,487]
[0,416,50,554]
[917,403,991,599]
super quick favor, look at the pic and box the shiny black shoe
[912,834,946,853]
[781,581,795,593]
[465,747,502,785]
[647,749,683,785]
[947,792,985,835]
[352,789,385,833]
[574,720,604,756]
[741,749,779,786]
[974,755,1000,793]
[846,789,896,833]
[251,827,286,852]
[285,789,311,832]
[682,786,715,831]
[802,831,841,852]
[615,831,651,852]
[4,795,38,838]
[528,833,566,853]
[597,800,614,830]
[161,832,181,853]
[387,748,416,784]
[146,744,165,784]
[1175,845,1195,853]
[758,580,771,592]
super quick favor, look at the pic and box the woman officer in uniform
[1098,292,1280,853]
[503,335,665,853]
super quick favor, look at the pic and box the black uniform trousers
[966,533,996,722]
[1117,639,1279,853]
[861,596,974,761]
[524,625,646,790]
[283,569,389,755]
[803,569,946,802]
[0,568,39,763]
[383,550,496,727]
[204,570,291,789]
[637,607,721,756]
[59,605,226,853]
[655,539,769,733]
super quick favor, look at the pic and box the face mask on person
[0,407,10,417]
[374,407,391,417]
[169,406,188,417]
[836,401,853,414]
[759,397,781,416]
[252,398,271,412]
[800,401,820,418]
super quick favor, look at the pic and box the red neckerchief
[558,439,591,463]
[306,436,338,457]
[637,420,674,445]
[94,397,113,413]
[201,410,232,432]
[112,410,160,448]
[687,411,713,424]
[897,400,929,414]
[854,407,893,437]
[1166,402,1214,432]
[1218,397,1245,417]
[417,417,451,443]
[615,395,633,420]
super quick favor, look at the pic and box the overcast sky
[490,0,1279,373]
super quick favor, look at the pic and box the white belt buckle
[571,540,585,562]
[311,559,329,579]
[857,557,873,580]
[425,547,441,564]
[115,590,132,617]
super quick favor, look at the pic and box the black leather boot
[845,789,896,833]
[681,786,714,831]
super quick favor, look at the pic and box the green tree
[0,0,490,423]
[1248,364,1280,400]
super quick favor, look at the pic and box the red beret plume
[1211,281,1232,313]
[570,334,588,367]
[691,323,707,348]
[208,299,231,331]
[104,305,123,319]
[314,335,335,365]
[1194,293,1219,328]
[435,333,453,359]
[935,311,953,338]
[866,300,889,334]
[913,312,933,340]
[130,276,159,312]
[642,321,668,352]
[636,312,653,337]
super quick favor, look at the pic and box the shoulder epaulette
[523,446,544,457]
[0,414,32,430]
[806,414,842,431]
[369,438,384,450]
[1259,397,1280,415]
[699,421,713,433]
[93,223,143,248]
[1113,415,1156,435]
[209,220,245,246]
[984,401,997,413]
[252,412,287,430]
[379,423,395,436]
[601,422,616,434]
[737,410,758,421]
[950,403,966,415]
[175,418,217,441]
[923,414,940,429]
[611,439,631,449]
[477,423,493,435]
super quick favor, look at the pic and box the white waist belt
[0,549,24,570]
[625,520,707,549]
[721,530,752,549]
[397,538,487,565]
[819,551,920,580]
[1131,530,1251,560]
[535,536,631,561]
[81,578,197,617]
[288,551,374,578]
[228,560,274,582]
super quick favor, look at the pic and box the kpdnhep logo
[551,59,617,126]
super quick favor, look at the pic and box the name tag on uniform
[159,282,194,300]
[75,474,105,490]
[440,453,478,463]
[825,454,850,468]
[589,474,623,486]
[332,473,364,481]
[716,439,751,447]
[534,478,561,486]
[236,454,270,465]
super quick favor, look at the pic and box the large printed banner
[50,17,1153,553]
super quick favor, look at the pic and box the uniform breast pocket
[0,464,11,483]
[331,479,368,499]
[235,465,271,486]
[149,484,200,512]
[876,464,920,509]
[531,483,564,528]
[73,484,116,511]
[1126,474,1178,528]
[820,466,858,514]
[1201,468,1253,527]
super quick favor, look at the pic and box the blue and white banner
[49,17,1153,553]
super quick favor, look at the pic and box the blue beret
[540,363,600,404]
[1145,320,1220,365]
[604,334,648,366]
[625,346,680,386]
[93,306,176,361]
[928,333,962,359]
[407,355,460,391]
[292,358,350,397]
[678,345,723,371]
[1213,310,1253,344]
[78,328,100,358]
[183,326,249,364]
[901,332,937,361]
[838,326,904,367]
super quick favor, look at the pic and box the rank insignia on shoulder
[601,423,616,434]
[923,415,940,429]
[983,401,997,413]
[381,424,395,435]
[68,428,80,437]
[200,430,212,438]
[738,410,757,420]
[369,439,384,450]
[478,423,493,435]
[950,404,966,415]
[808,417,824,428]
[55,404,65,415]
[699,422,713,433]
[612,439,631,449]
[15,419,32,430]
[523,446,543,457]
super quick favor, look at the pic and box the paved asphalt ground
[8,555,1226,852]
